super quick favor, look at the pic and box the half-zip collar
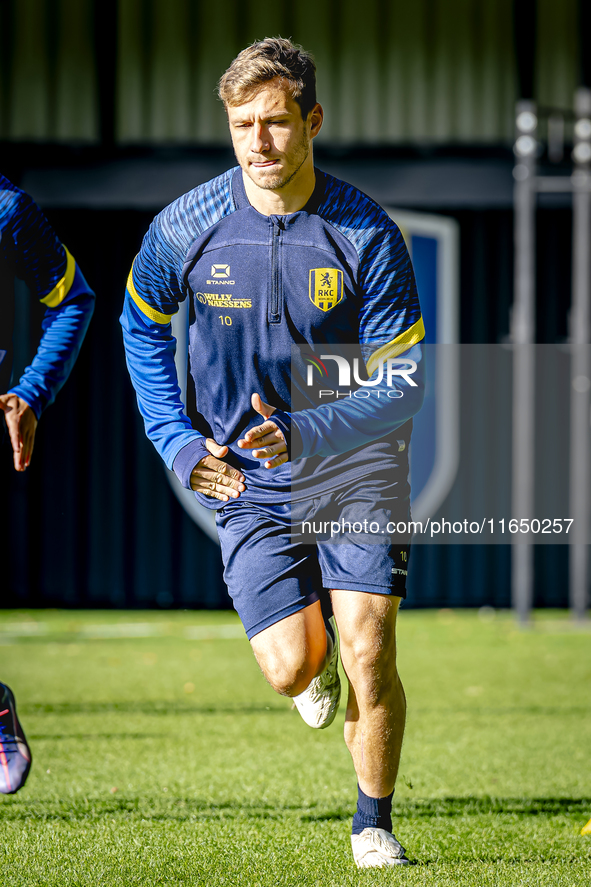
[231,167,326,216]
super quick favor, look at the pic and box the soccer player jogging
[121,39,424,868]
[0,175,95,792]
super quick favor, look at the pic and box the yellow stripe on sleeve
[40,245,76,308]
[126,265,174,325]
[366,316,425,377]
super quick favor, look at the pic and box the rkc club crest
[309,268,343,312]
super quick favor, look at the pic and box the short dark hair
[218,37,317,119]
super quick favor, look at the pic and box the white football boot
[292,617,340,729]
[351,828,410,867]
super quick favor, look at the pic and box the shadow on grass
[21,702,288,717]
[413,706,591,717]
[0,797,309,823]
[23,701,590,718]
[28,733,167,742]
[1,796,589,824]
[303,796,591,821]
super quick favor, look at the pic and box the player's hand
[189,438,246,501]
[0,394,38,472]
[237,393,288,469]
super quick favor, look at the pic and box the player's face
[227,79,323,195]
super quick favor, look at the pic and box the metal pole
[569,87,591,621]
[512,100,538,625]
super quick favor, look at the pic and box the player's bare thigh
[249,599,328,696]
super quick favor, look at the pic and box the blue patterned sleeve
[121,175,235,484]
[5,185,95,416]
[120,208,208,477]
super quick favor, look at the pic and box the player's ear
[309,103,323,139]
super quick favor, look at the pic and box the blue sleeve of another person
[3,180,95,417]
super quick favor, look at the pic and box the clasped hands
[189,393,287,502]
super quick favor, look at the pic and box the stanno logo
[309,268,344,312]
[207,263,235,285]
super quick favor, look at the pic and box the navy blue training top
[120,167,425,507]
[0,174,95,416]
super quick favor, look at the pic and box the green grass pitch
[1,608,590,886]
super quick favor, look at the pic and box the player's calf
[292,617,341,729]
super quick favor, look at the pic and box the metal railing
[512,88,591,623]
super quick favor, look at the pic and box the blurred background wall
[0,0,585,609]
[0,0,581,144]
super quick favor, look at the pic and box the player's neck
[242,161,316,216]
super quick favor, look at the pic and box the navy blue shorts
[215,482,410,640]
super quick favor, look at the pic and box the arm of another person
[0,191,95,470]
